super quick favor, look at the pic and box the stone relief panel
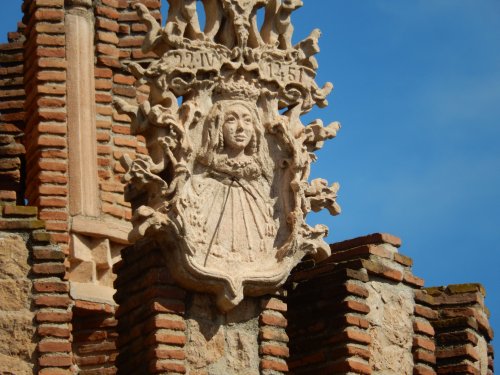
[116,0,341,311]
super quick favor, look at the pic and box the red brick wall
[287,258,372,374]
[1,8,73,372]
[16,0,160,245]
[72,300,118,374]
[417,284,494,374]
[22,0,70,248]
[95,0,159,222]
[287,233,424,374]
[0,23,26,205]
[113,240,187,373]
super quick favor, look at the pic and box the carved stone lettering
[116,0,341,311]
[168,50,222,70]
[259,60,308,86]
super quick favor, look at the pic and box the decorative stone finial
[115,0,341,311]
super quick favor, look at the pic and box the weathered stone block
[0,312,36,364]
[0,234,30,279]
[0,279,31,310]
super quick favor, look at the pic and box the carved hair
[196,99,270,181]
[200,99,263,161]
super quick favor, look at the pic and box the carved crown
[213,76,261,102]
[125,0,332,114]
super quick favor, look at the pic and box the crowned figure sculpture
[116,0,341,311]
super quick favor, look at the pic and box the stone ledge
[2,205,38,217]
[0,218,45,230]
[70,281,116,305]
[330,233,402,252]
[71,214,131,244]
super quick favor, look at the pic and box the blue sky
[299,0,500,356]
[303,4,500,248]
[1,0,498,358]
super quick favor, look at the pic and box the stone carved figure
[184,100,275,265]
[116,0,341,311]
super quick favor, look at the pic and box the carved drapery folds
[115,0,341,311]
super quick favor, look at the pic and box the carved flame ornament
[116,0,341,311]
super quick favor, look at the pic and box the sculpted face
[222,103,254,153]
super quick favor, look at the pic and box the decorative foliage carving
[115,0,341,311]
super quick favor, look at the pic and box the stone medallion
[116,0,341,311]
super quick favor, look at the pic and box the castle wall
[1,1,159,373]
[287,233,494,375]
[0,1,494,374]
[11,0,159,304]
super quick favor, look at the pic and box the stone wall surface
[185,295,261,375]
[364,244,415,374]
[366,280,414,374]
[0,233,35,375]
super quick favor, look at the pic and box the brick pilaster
[22,0,70,247]
[260,295,290,374]
[72,300,118,373]
[419,284,494,374]
[287,256,372,374]
[287,233,430,374]
[413,294,438,375]
[113,239,187,374]
[94,0,160,222]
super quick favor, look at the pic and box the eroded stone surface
[0,352,33,375]
[0,234,30,279]
[0,312,35,358]
[0,279,31,311]
[366,281,414,374]
[475,329,489,375]
[186,294,260,374]
[0,234,35,373]
[116,0,341,311]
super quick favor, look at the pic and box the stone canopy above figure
[115,0,341,311]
